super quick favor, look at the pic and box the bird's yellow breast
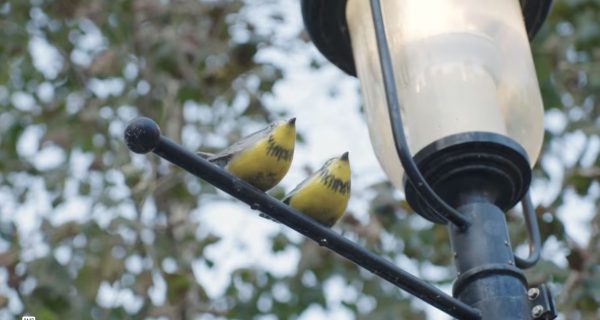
[226,125,295,191]
[288,165,350,227]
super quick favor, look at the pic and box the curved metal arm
[514,193,542,269]
[369,0,470,230]
[123,117,482,320]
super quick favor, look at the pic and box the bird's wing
[197,151,215,159]
[283,174,316,204]
[206,126,272,166]
[196,151,231,167]
[283,161,333,204]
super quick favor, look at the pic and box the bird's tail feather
[197,151,214,159]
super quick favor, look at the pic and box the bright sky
[2,0,599,319]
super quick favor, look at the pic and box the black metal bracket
[123,117,482,320]
[369,0,471,230]
[527,284,557,319]
[515,193,542,269]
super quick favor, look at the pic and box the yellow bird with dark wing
[199,118,296,191]
[283,152,351,227]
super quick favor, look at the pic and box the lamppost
[302,0,555,318]
[124,0,557,319]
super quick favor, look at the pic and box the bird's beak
[340,152,349,162]
[287,117,296,126]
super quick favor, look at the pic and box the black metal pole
[124,117,481,320]
[366,0,550,318]
[449,194,530,319]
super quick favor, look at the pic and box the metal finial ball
[124,117,161,154]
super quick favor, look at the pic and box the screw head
[528,287,540,300]
[531,305,544,318]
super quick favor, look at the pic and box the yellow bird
[283,152,351,227]
[199,118,296,191]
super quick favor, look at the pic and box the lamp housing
[302,0,550,195]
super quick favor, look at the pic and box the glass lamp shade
[346,0,544,191]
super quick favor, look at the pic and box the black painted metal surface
[403,132,532,224]
[450,200,531,320]
[515,193,542,269]
[527,284,558,319]
[123,117,481,320]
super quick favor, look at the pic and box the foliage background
[0,0,599,319]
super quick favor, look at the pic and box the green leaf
[74,264,103,301]
[164,272,191,305]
